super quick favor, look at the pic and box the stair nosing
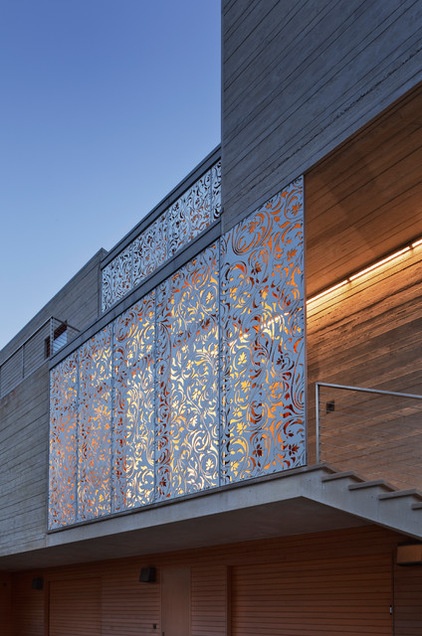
[379,489,422,501]
[348,480,395,492]
[322,471,365,483]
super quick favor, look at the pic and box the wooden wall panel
[11,573,45,636]
[307,248,422,490]
[305,87,422,297]
[49,578,101,636]
[10,525,422,636]
[231,549,393,635]
[101,560,160,636]
[222,0,422,231]
[0,573,12,636]
[191,564,227,636]
[394,561,422,635]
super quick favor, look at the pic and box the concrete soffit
[1,464,420,571]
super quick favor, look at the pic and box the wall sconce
[139,567,156,583]
[31,577,44,590]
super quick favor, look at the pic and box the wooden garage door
[49,578,101,636]
[394,564,422,635]
[231,554,392,635]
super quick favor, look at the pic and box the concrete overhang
[0,465,419,571]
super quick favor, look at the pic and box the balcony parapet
[101,149,222,313]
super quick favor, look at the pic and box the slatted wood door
[230,555,393,635]
[48,578,101,636]
[161,567,191,636]
[394,564,422,635]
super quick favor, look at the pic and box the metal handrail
[315,381,422,463]
[0,317,79,399]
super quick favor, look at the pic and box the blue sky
[0,0,221,350]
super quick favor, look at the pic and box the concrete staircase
[306,465,422,539]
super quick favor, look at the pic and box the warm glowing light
[348,246,410,280]
[308,235,421,304]
[307,280,349,303]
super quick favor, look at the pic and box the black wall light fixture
[31,577,44,590]
[139,567,156,583]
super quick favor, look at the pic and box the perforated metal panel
[49,177,305,529]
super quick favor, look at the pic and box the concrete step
[348,480,395,493]
[378,489,422,501]
[321,471,365,484]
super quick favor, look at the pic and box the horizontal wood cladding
[12,574,45,636]
[10,526,422,636]
[49,578,101,636]
[307,249,422,489]
[0,366,49,554]
[394,561,422,635]
[222,0,422,230]
[305,86,422,296]
[0,573,12,636]
[231,556,392,635]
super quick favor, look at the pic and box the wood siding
[305,85,422,297]
[394,560,422,635]
[305,86,422,489]
[231,555,392,635]
[0,573,12,636]
[222,0,422,231]
[49,578,101,636]
[9,526,422,636]
[307,242,422,490]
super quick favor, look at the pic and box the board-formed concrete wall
[0,250,105,556]
[222,0,422,229]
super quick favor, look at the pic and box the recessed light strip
[308,235,422,304]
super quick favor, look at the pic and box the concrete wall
[0,249,105,365]
[0,250,105,556]
[222,0,422,229]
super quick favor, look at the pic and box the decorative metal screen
[77,326,113,521]
[49,352,78,528]
[220,179,305,481]
[101,160,222,312]
[113,294,156,511]
[49,176,305,529]
[155,244,220,499]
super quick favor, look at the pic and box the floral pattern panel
[77,326,113,521]
[132,215,167,289]
[101,245,132,313]
[220,177,305,482]
[113,293,156,511]
[155,244,220,499]
[49,176,306,529]
[168,162,221,256]
[49,352,79,529]
[101,160,222,312]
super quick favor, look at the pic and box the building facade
[1,1,422,634]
